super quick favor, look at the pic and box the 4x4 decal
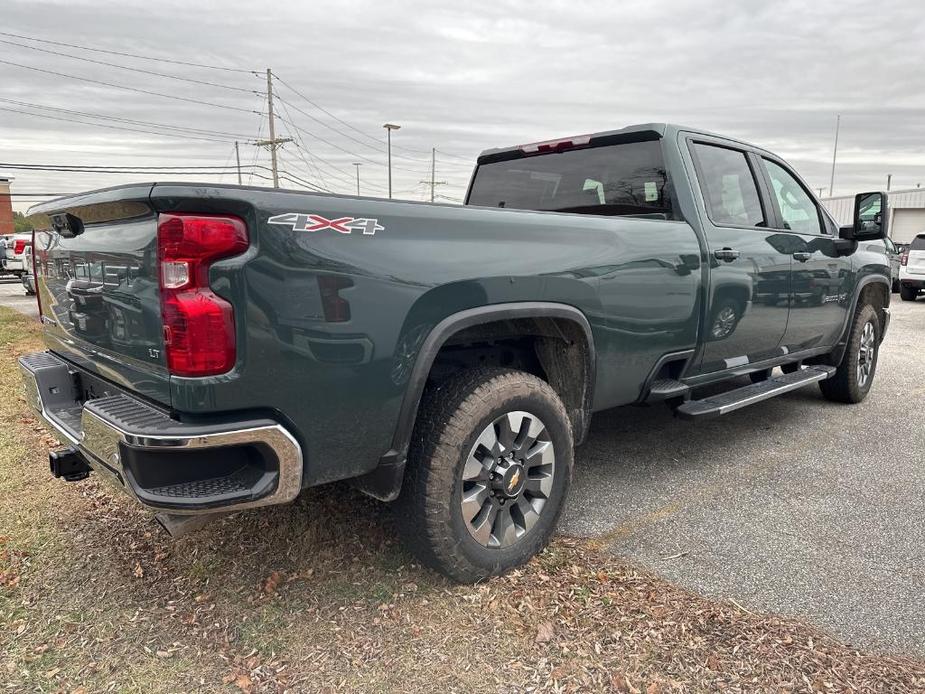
[268,212,383,236]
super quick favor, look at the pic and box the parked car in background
[899,233,925,301]
[885,238,901,292]
[2,232,32,277]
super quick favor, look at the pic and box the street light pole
[352,163,362,196]
[383,123,400,199]
[829,114,840,197]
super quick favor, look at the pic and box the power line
[0,105,235,143]
[0,97,254,139]
[0,162,266,170]
[0,38,262,94]
[277,149,330,192]
[274,78,428,164]
[276,98,336,191]
[0,30,258,74]
[0,162,274,177]
[276,110,436,174]
[434,148,474,162]
[273,74,472,161]
[0,58,262,114]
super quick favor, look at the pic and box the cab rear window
[911,234,925,251]
[467,140,674,218]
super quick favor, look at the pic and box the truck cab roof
[477,123,760,164]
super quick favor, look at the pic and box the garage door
[891,208,925,244]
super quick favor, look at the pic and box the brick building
[0,177,12,236]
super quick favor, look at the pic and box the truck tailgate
[31,184,171,406]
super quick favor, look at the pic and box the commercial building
[0,178,13,236]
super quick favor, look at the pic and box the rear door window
[691,143,765,227]
[911,235,925,251]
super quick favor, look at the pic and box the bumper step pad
[675,366,836,420]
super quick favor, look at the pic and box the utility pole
[234,141,242,185]
[817,187,825,198]
[352,163,362,196]
[383,123,400,199]
[829,114,840,197]
[887,174,892,191]
[422,148,447,202]
[254,68,293,188]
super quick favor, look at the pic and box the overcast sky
[2,0,924,212]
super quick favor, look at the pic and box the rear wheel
[819,304,880,404]
[900,284,918,301]
[396,368,573,583]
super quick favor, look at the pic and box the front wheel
[396,368,573,583]
[819,304,880,404]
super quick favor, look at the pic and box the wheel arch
[354,302,595,502]
[828,275,890,365]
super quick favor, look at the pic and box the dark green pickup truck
[21,124,891,581]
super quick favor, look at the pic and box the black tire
[819,304,880,404]
[900,284,918,302]
[396,367,573,583]
[749,368,772,384]
[891,279,900,293]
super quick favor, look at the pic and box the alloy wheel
[857,320,876,389]
[460,411,555,548]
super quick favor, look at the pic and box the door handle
[713,248,740,262]
[793,252,812,262]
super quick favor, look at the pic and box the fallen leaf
[133,562,144,578]
[234,673,253,692]
[535,621,555,643]
[262,571,282,594]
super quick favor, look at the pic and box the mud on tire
[396,367,573,583]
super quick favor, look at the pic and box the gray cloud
[2,0,924,211]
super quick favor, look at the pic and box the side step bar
[675,366,836,420]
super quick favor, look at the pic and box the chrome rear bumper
[19,351,303,514]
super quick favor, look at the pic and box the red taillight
[157,213,248,377]
[901,252,909,266]
[13,239,27,255]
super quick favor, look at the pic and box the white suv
[899,233,925,301]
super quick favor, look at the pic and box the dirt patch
[1,307,923,693]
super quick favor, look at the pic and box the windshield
[467,139,674,218]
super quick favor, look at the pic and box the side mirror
[841,191,887,241]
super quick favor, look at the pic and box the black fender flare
[357,302,595,502]
[829,274,890,364]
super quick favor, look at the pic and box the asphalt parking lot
[0,280,920,657]
[0,278,37,319]
[563,298,925,657]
